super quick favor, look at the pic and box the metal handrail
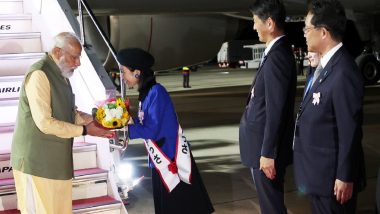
[77,0,128,151]
[77,0,125,99]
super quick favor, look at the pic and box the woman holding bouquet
[117,48,214,214]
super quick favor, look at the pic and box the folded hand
[260,156,276,180]
[334,179,353,204]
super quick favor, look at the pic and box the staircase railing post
[77,0,85,46]
[77,0,128,150]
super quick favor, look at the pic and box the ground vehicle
[239,44,266,69]
[356,45,380,85]
[217,40,259,68]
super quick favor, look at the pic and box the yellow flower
[121,118,128,126]
[116,98,125,109]
[101,120,110,128]
[101,118,116,128]
[96,107,105,122]
[112,118,122,128]
[96,97,130,129]
[122,111,129,119]
[102,118,121,128]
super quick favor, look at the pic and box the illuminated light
[132,176,145,187]
[117,162,133,180]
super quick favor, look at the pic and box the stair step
[0,126,13,134]
[0,196,122,214]
[0,142,99,180]
[0,52,44,76]
[0,101,18,127]
[0,193,16,211]
[0,1,23,15]
[73,168,108,201]
[0,33,42,54]
[0,178,14,191]
[0,168,109,210]
[0,209,19,214]
[0,122,15,152]
[0,130,14,153]
[0,177,17,211]
[73,196,122,214]
[73,179,108,201]
[0,167,108,192]
[0,168,108,187]
[74,168,108,180]
[73,142,98,170]
[0,15,31,33]
[0,130,99,172]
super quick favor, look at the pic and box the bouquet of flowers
[94,97,130,129]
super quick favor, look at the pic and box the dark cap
[117,48,155,70]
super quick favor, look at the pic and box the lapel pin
[312,92,321,105]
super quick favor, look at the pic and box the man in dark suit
[293,0,366,213]
[239,0,296,213]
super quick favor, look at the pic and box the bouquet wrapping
[94,98,130,129]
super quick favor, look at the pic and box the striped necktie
[303,64,323,98]
[304,76,313,98]
[311,64,323,86]
[259,52,266,67]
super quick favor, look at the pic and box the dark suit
[293,47,366,213]
[239,37,297,213]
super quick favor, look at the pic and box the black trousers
[251,167,287,214]
[183,75,190,87]
[309,193,358,214]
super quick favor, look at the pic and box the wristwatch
[82,125,87,136]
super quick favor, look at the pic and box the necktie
[304,76,313,98]
[259,52,266,67]
[311,64,323,86]
[303,64,323,98]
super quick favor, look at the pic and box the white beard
[58,55,74,78]
[61,70,74,78]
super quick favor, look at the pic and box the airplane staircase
[0,0,128,213]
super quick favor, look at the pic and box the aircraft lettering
[0,25,11,30]
[0,87,20,93]
[0,166,12,173]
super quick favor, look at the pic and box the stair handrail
[77,0,128,151]
[77,0,125,99]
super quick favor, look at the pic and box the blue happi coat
[128,83,179,167]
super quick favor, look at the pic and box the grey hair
[52,32,80,51]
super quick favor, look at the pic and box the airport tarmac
[123,66,379,214]
[126,66,307,95]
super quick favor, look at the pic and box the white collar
[264,35,285,55]
[320,42,343,68]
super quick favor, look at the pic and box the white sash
[144,125,192,192]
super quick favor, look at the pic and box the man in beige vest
[11,32,114,214]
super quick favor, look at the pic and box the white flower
[104,108,113,121]
[312,92,321,105]
[114,106,123,119]
[104,106,124,121]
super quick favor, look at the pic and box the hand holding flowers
[94,98,130,129]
